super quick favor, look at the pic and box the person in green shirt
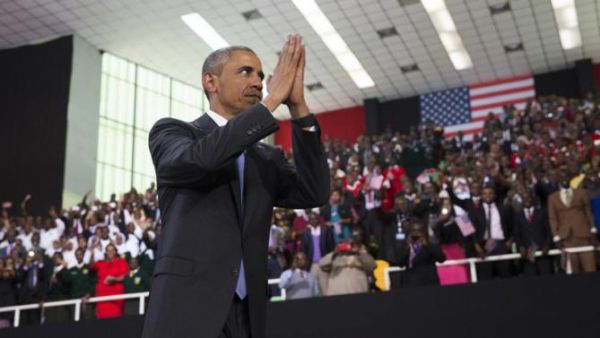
[123,257,150,316]
[59,248,95,319]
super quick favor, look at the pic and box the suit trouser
[364,209,385,259]
[477,240,512,281]
[219,295,251,338]
[521,256,553,276]
[564,237,596,273]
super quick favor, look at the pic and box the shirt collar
[205,110,228,127]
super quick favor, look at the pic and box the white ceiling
[0,0,599,117]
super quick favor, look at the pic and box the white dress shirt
[484,203,505,240]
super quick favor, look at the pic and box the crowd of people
[0,190,156,327]
[1,94,599,326]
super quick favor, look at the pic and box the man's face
[330,190,341,204]
[522,193,533,208]
[482,187,495,203]
[308,212,320,226]
[205,51,264,116]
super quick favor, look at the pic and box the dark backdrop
[0,36,73,216]
[3,272,599,338]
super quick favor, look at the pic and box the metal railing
[0,278,282,328]
[383,245,599,290]
[2,246,597,328]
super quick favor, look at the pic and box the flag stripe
[470,97,532,114]
[471,90,535,108]
[472,103,527,118]
[470,84,534,100]
[469,74,533,90]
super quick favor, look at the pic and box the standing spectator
[380,195,413,264]
[123,257,150,316]
[318,241,376,296]
[90,244,129,319]
[45,252,70,323]
[476,186,514,280]
[432,195,471,285]
[362,165,390,258]
[0,258,17,327]
[16,251,45,325]
[548,172,597,273]
[61,248,95,319]
[513,192,553,276]
[298,211,335,293]
[450,182,513,280]
[396,222,446,287]
[278,252,319,300]
[320,189,353,242]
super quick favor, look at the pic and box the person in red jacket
[90,243,128,318]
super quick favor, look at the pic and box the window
[96,53,208,200]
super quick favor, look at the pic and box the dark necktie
[235,153,247,299]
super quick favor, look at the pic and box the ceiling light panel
[292,0,375,89]
[181,13,229,50]
[421,0,473,70]
[551,0,582,50]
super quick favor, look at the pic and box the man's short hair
[202,46,256,99]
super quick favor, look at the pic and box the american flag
[420,75,535,139]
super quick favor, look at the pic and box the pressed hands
[262,34,310,121]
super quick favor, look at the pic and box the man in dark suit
[396,222,446,288]
[513,191,553,276]
[17,252,45,326]
[142,34,329,338]
[298,211,335,293]
[449,182,513,280]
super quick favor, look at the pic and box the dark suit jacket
[396,243,445,287]
[448,188,512,245]
[142,103,329,338]
[298,226,335,270]
[513,207,552,250]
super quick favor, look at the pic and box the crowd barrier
[1,245,597,328]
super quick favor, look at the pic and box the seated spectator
[318,241,376,296]
[90,244,128,319]
[278,252,319,300]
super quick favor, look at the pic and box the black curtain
[0,36,73,216]
[534,67,579,97]
[377,95,420,134]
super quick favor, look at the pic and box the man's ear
[202,73,218,96]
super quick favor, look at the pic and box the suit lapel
[191,114,243,224]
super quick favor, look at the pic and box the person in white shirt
[279,252,319,300]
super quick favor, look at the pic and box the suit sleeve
[447,184,469,210]
[581,190,596,231]
[149,103,279,187]
[274,114,330,209]
[512,215,523,248]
